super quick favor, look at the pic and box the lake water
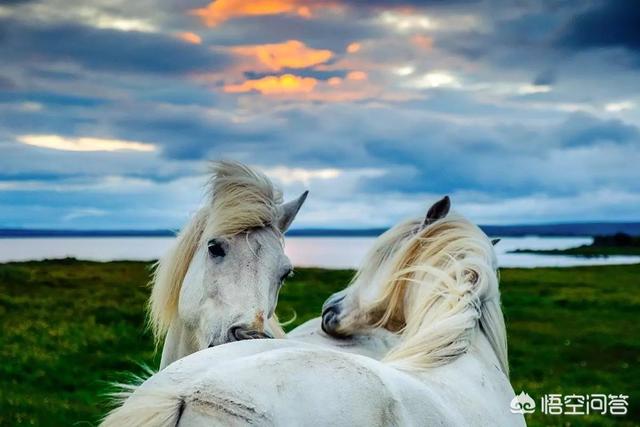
[1,236,639,268]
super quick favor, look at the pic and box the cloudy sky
[1,0,639,229]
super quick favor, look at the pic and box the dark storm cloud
[533,69,556,86]
[108,102,636,200]
[437,9,570,73]
[243,69,347,81]
[353,111,640,196]
[113,111,284,160]
[0,18,231,74]
[435,0,640,73]
[0,75,16,89]
[202,14,384,50]
[0,106,95,136]
[558,114,639,148]
[557,0,640,51]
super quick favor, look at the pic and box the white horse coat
[104,332,522,426]
[288,317,399,360]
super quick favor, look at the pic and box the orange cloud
[346,71,367,81]
[224,74,317,95]
[297,6,312,18]
[191,0,312,27]
[221,71,418,103]
[177,31,202,44]
[411,34,433,50]
[346,42,361,53]
[232,40,333,71]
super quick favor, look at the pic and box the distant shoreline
[1,222,639,238]
[512,247,640,257]
[511,233,640,257]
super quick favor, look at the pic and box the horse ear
[422,196,451,228]
[491,238,501,246]
[277,190,309,233]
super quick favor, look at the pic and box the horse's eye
[208,240,226,258]
[280,269,293,283]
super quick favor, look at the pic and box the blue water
[1,236,639,268]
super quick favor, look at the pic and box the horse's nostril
[229,325,244,341]
[322,302,351,338]
[229,325,271,342]
[321,300,341,320]
[321,308,338,333]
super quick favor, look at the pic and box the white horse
[103,197,525,426]
[151,160,396,368]
[320,196,509,373]
[152,161,308,369]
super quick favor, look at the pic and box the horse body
[104,332,523,426]
[287,317,399,360]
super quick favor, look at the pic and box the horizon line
[1,221,639,238]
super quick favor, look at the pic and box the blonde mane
[348,220,418,298]
[353,214,509,375]
[148,161,286,343]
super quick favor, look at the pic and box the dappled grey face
[179,227,293,350]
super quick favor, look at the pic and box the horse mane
[348,219,418,295]
[362,214,509,375]
[148,161,286,342]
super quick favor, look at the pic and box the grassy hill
[0,260,638,426]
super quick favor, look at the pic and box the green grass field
[0,260,638,426]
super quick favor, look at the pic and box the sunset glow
[191,0,310,27]
[232,40,333,71]
[346,42,361,53]
[346,71,367,81]
[176,31,202,44]
[2,0,638,229]
[224,74,318,95]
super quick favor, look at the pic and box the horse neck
[159,319,198,370]
[469,327,502,370]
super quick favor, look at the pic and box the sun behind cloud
[224,74,317,95]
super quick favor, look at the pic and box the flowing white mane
[148,161,285,342]
[353,214,509,375]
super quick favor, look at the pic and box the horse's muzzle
[228,326,273,342]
